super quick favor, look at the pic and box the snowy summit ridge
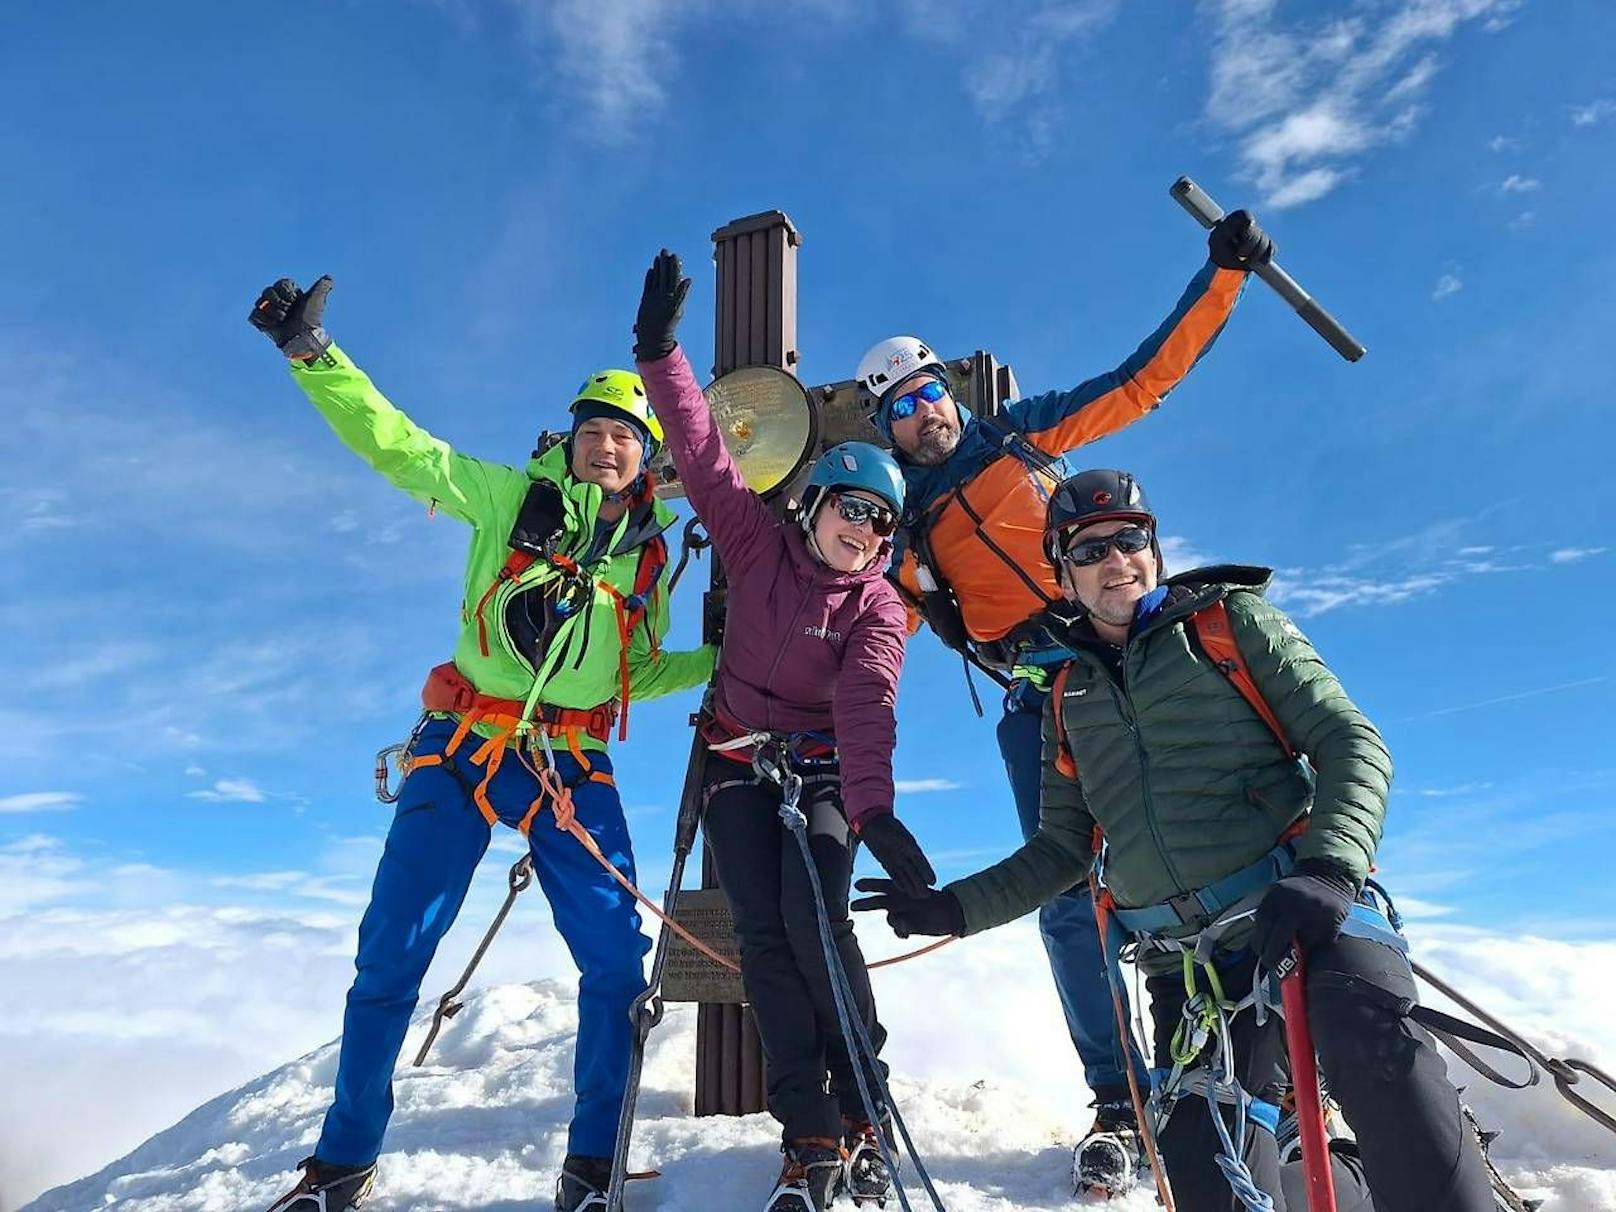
[20,948,1616,1210]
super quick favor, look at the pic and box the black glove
[851,878,964,939]
[1207,210,1275,271]
[634,249,690,362]
[1250,859,1357,970]
[856,814,936,898]
[250,276,334,360]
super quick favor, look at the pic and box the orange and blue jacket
[889,260,1248,655]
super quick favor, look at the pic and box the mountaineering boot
[1072,1092,1142,1199]
[555,1154,613,1212]
[763,1138,845,1211]
[843,1115,896,1207]
[264,1156,377,1212]
[1462,1105,1543,1212]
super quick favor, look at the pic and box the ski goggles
[1056,524,1153,567]
[830,492,897,536]
[884,378,949,423]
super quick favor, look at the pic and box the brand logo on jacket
[803,625,842,643]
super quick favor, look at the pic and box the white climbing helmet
[855,335,945,407]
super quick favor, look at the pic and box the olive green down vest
[948,567,1391,941]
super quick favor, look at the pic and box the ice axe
[1276,942,1339,1212]
[1172,176,1366,363]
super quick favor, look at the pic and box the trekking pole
[413,855,534,1066]
[760,745,948,1212]
[1170,177,1366,363]
[1412,959,1616,1137]
[1275,943,1337,1212]
[606,724,710,1212]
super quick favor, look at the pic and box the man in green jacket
[855,469,1495,1211]
[249,277,715,1212]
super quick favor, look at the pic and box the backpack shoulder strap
[978,410,1064,478]
[1049,663,1079,779]
[1189,599,1297,759]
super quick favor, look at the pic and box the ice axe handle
[1277,944,1340,1212]
[1170,176,1366,363]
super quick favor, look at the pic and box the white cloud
[186,777,267,804]
[184,763,207,777]
[1550,545,1609,564]
[894,778,963,794]
[0,830,577,1203]
[1508,210,1536,230]
[1500,173,1540,192]
[0,791,82,814]
[1570,98,1616,127]
[1487,134,1519,152]
[1432,271,1463,300]
[1203,0,1518,208]
[1158,533,1219,574]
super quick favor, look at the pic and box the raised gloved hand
[249,276,334,360]
[851,877,964,939]
[856,814,936,898]
[1250,859,1357,969]
[634,249,690,362]
[1207,210,1275,271]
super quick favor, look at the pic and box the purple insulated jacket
[638,347,908,830]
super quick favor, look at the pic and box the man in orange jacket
[854,208,1273,1193]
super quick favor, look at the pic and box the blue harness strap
[1110,840,1299,934]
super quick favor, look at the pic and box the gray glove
[250,276,333,360]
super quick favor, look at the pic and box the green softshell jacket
[289,344,715,749]
[948,567,1391,957]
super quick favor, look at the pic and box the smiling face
[570,417,644,496]
[887,372,963,466]
[810,489,887,573]
[1058,517,1159,642]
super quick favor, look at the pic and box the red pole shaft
[1278,944,1338,1212]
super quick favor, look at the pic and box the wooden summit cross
[652,209,1021,1117]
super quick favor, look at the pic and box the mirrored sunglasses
[886,378,949,422]
[1058,524,1153,567]
[831,493,897,536]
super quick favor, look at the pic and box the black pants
[702,753,888,1142]
[1147,932,1494,1212]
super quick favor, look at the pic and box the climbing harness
[752,738,949,1212]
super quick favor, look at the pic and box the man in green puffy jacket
[855,469,1495,1211]
[249,276,715,1212]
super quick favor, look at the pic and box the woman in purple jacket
[634,252,935,1212]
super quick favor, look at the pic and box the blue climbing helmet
[800,441,906,532]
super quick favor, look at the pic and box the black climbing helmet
[1044,469,1158,566]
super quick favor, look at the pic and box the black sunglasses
[830,493,897,536]
[1057,524,1153,567]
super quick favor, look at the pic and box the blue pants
[316,716,651,1165]
[997,688,1147,1098]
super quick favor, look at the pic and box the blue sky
[2,0,1614,1201]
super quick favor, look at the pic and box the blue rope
[778,787,947,1212]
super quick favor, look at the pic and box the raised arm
[251,276,518,524]
[633,251,776,570]
[1003,212,1272,458]
[1004,260,1247,457]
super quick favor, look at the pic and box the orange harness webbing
[1188,599,1297,759]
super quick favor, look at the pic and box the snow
[18,922,1616,1212]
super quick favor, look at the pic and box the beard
[904,418,962,466]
